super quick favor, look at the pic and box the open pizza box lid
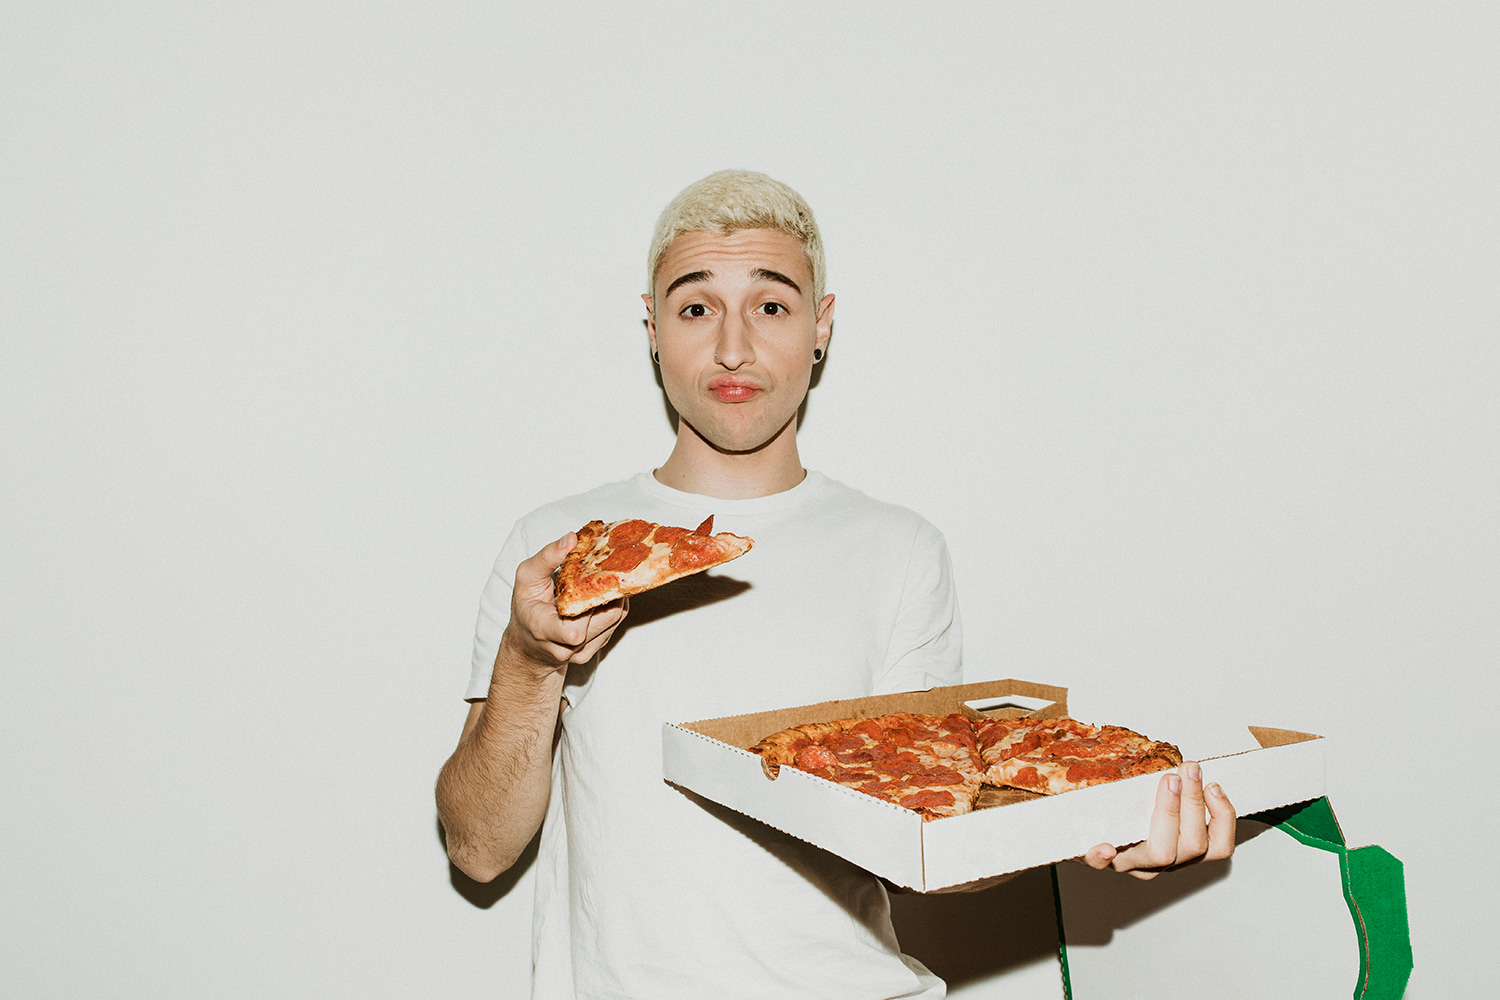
[660,679,1326,892]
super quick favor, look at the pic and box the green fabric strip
[1051,797,1411,999]
[1255,797,1414,1000]
[1049,863,1074,1000]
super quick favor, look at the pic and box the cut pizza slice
[973,716,1183,795]
[554,515,754,617]
[749,712,987,821]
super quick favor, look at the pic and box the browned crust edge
[748,719,850,779]
[554,520,610,617]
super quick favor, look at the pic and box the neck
[653,421,806,499]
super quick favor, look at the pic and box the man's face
[645,228,834,456]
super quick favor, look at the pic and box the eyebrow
[751,268,802,294]
[661,267,804,299]
[663,270,712,298]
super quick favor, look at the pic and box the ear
[814,293,835,355]
[641,293,657,354]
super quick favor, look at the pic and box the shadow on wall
[889,866,1062,988]
[890,825,1249,988]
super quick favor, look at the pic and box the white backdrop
[3,2,1494,997]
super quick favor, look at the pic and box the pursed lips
[707,376,763,402]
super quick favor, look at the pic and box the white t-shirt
[467,471,962,999]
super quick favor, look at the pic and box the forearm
[438,533,628,881]
[436,647,565,882]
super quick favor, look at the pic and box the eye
[681,303,709,318]
[761,302,783,316]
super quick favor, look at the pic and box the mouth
[707,376,763,403]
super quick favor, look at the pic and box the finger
[1112,771,1181,874]
[1174,762,1210,862]
[568,598,629,663]
[555,603,616,648]
[1079,843,1118,870]
[1146,770,1185,866]
[1203,781,1237,861]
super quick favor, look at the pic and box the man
[437,170,1235,998]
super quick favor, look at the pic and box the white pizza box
[660,679,1326,892]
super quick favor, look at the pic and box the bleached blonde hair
[646,169,826,304]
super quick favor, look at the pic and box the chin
[687,416,792,456]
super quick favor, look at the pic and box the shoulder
[487,474,656,574]
[800,473,947,546]
[509,474,656,538]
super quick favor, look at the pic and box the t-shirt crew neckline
[637,469,823,514]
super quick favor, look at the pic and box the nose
[713,311,754,371]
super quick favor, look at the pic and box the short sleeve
[873,519,963,695]
[465,521,538,700]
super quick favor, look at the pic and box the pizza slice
[554,515,754,617]
[974,716,1183,795]
[749,712,986,821]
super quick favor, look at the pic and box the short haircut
[646,169,826,305]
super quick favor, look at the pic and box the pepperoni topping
[880,727,915,748]
[872,753,926,776]
[823,733,865,752]
[936,724,977,750]
[1003,734,1044,759]
[903,768,964,788]
[1011,766,1042,788]
[653,525,690,546]
[598,542,650,572]
[606,520,652,546]
[794,745,838,770]
[668,532,724,571]
[1065,761,1125,782]
[834,748,878,764]
[899,789,955,810]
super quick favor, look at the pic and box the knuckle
[1147,845,1177,868]
[1180,829,1209,855]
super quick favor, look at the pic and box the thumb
[544,532,578,569]
[516,533,578,593]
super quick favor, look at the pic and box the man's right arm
[435,533,627,882]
